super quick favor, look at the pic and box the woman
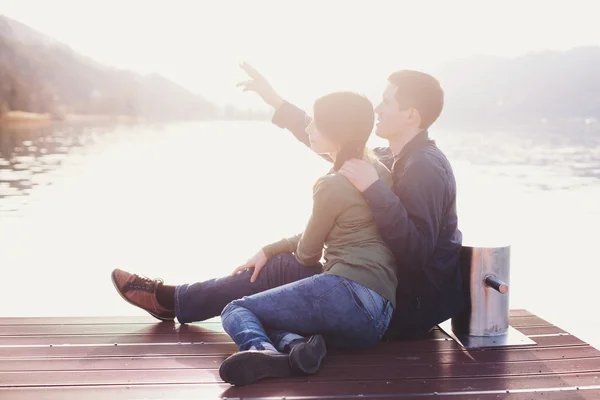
[218,91,397,386]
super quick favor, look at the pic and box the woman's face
[306,117,337,156]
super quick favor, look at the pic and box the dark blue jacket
[273,101,466,339]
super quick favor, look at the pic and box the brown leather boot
[111,269,176,321]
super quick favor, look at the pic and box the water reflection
[0,120,599,350]
[438,125,600,190]
[0,123,122,214]
[1,122,599,211]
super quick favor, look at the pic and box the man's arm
[362,159,446,274]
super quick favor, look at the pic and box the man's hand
[230,249,269,283]
[338,159,380,192]
[237,62,284,110]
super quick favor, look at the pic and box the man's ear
[408,108,422,126]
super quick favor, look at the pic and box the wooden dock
[1,309,599,399]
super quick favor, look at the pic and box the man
[112,63,465,344]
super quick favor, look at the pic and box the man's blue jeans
[174,253,323,324]
[220,271,394,352]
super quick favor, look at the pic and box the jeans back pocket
[343,280,384,321]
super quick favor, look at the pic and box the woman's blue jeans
[220,271,393,352]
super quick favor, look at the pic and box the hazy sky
[2,0,599,108]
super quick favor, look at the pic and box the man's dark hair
[387,70,444,129]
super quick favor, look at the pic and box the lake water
[1,120,599,349]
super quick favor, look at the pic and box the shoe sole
[289,334,327,375]
[110,270,174,322]
[219,351,293,386]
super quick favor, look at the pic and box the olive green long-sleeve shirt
[262,157,398,307]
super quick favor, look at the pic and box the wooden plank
[437,391,600,400]
[0,368,223,386]
[0,309,538,326]
[0,331,446,347]
[465,345,600,364]
[3,345,599,372]
[191,374,600,399]
[0,355,229,371]
[0,316,553,341]
[0,338,459,359]
[0,316,171,325]
[1,385,231,400]
[433,391,600,400]
[440,392,600,400]
[2,388,600,400]
[328,345,600,366]
[0,322,225,336]
[509,309,534,317]
[18,326,573,347]
[508,315,553,328]
[514,325,568,335]
[0,333,585,360]
[0,324,564,347]
[309,357,600,381]
[1,372,600,397]
[0,342,239,359]
[0,332,232,346]
[0,357,600,386]
[501,334,586,348]
[3,387,600,400]
[3,356,600,387]
[334,334,586,357]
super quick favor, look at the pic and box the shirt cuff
[262,237,295,259]
[363,179,398,209]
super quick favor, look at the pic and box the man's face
[374,83,413,140]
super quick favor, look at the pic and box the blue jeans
[221,273,394,352]
[174,253,323,323]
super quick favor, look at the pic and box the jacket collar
[392,130,435,170]
[394,130,431,159]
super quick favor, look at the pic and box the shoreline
[0,111,144,126]
[0,111,266,126]
[0,111,52,125]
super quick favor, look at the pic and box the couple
[111,64,466,386]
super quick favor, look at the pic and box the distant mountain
[0,16,217,121]
[436,47,600,126]
[2,14,599,126]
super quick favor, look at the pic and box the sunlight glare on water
[1,120,599,349]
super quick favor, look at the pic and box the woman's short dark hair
[387,70,444,129]
[313,91,374,171]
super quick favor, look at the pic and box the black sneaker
[289,334,327,375]
[219,350,293,386]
